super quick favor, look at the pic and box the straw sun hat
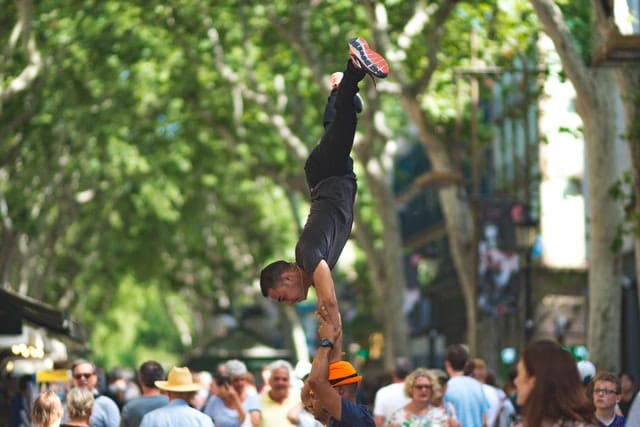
[154,366,203,392]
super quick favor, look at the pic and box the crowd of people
[11,338,636,427]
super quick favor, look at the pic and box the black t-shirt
[295,175,357,276]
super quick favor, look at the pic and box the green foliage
[555,0,593,64]
[89,277,186,368]
[1,0,544,367]
[609,170,639,252]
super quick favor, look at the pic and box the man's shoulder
[123,394,169,411]
[260,391,300,407]
[339,398,374,426]
[376,382,404,396]
[446,375,484,395]
[95,394,120,409]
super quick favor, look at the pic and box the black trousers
[304,60,365,190]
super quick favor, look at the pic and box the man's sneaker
[329,71,364,113]
[348,37,389,78]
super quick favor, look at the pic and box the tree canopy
[2,0,558,368]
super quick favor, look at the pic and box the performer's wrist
[319,338,334,349]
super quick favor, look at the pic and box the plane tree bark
[531,0,625,371]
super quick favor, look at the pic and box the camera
[215,374,230,386]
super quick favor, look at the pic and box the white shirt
[373,382,411,423]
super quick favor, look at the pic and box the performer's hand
[317,305,341,342]
[317,310,329,339]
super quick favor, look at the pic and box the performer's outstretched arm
[312,260,342,361]
[308,305,344,421]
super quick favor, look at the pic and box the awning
[0,287,86,342]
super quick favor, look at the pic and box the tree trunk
[531,0,624,370]
[579,80,623,371]
[354,153,411,366]
[375,172,411,362]
[613,67,640,317]
[401,96,478,354]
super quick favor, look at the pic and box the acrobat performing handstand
[260,36,389,335]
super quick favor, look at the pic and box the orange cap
[328,361,362,387]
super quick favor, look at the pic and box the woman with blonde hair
[32,390,64,427]
[386,368,454,427]
[61,387,94,427]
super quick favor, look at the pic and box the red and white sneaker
[348,37,389,78]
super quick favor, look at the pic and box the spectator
[139,366,213,427]
[503,365,521,416]
[105,368,129,410]
[32,390,63,427]
[204,359,261,427]
[627,389,640,426]
[514,339,596,426]
[386,367,454,427]
[120,361,169,427]
[192,371,213,410]
[69,359,120,427]
[208,363,229,403]
[431,369,459,425]
[286,401,324,427]
[372,357,412,427]
[618,372,637,417]
[259,360,299,426]
[591,372,625,427]
[62,388,94,427]
[305,305,374,426]
[9,374,32,427]
[470,358,515,427]
[443,344,489,427]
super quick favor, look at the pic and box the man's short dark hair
[446,344,469,372]
[393,357,412,380]
[139,361,165,388]
[593,371,621,393]
[259,260,290,296]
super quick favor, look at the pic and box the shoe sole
[348,37,389,78]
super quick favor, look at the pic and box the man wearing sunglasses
[70,359,120,427]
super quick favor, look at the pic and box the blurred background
[1,0,639,422]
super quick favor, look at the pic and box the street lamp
[514,209,538,343]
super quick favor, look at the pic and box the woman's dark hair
[520,340,596,426]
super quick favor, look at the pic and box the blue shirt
[597,414,626,427]
[329,398,374,427]
[120,394,169,427]
[444,376,489,427]
[91,395,121,427]
[203,394,260,427]
[140,399,214,427]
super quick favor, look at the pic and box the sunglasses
[73,373,94,380]
[413,384,433,390]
